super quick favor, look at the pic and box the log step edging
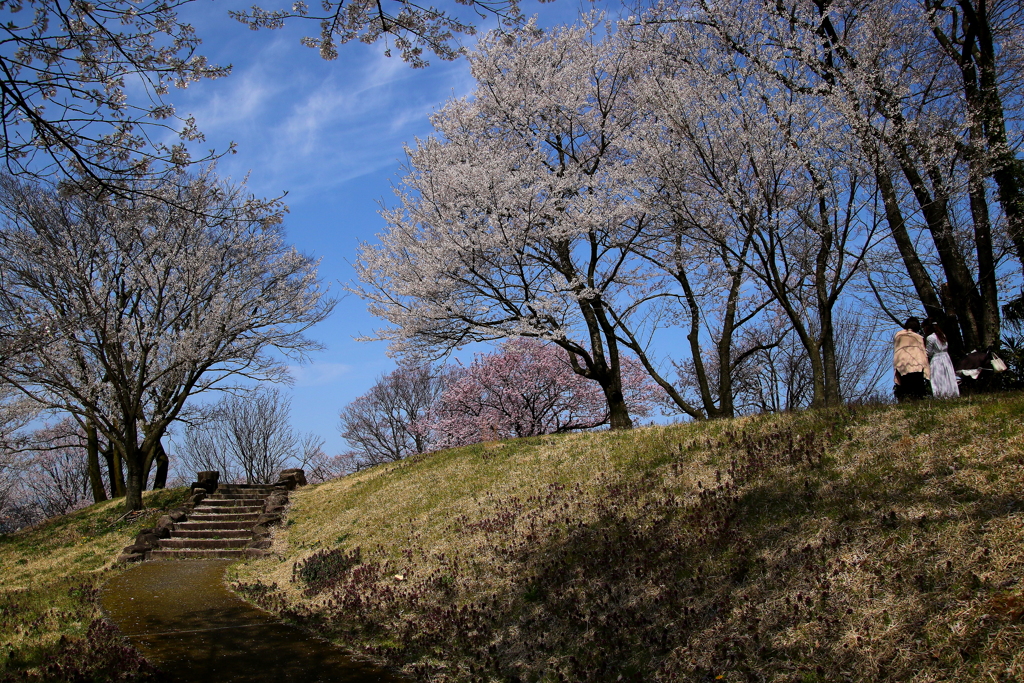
[158,538,251,550]
[174,521,254,531]
[171,529,253,539]
[148,548,268,560]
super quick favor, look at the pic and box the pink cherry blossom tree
[422,339,657,450]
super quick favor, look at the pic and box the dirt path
[100,560,403,683]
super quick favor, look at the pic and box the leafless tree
[217,389,298,485]
[176,387,329,485]
[833,308,891,404]
[295,433,348,483]
[339,364,448,468]
[731,308,889,413]
[175,409,243,484]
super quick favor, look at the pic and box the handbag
[991,352,1008,373]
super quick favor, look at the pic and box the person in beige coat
[894,317,930,401]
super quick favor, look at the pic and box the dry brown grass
[231,395,1024,682]
[0,487,187,681]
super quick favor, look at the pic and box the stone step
[132,478,289,564]
[194,502,263,511]
[192,507,262,518]
[199,498,265,507]
[218,485,281,493]
[188,511,262,524]
[171,529,253,539]
[175,520,254,531]
[213,490,277,497]
[188,512,261,523]
[159,538,251,550]
[149,548,268,560]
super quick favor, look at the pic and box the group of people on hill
[893,317,962,402]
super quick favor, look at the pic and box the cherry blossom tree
[2,0,555,187]
[627,27,788,418]
[0,0,230,186]
[0,170,335,510]
[632,4,935,406]
[233,0,561,67]
[18,421,93,519]
[0,385,40,453]
[661,0,1023,355]
[424,338,656,450]
[352,4,1019,415]
[922,0,1024,274]
[354,21,727,428]
[0,417,99,531]
[0,387,38,528]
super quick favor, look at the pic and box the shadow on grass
[239,396,1024,682]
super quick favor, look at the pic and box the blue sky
[166,1,621,455]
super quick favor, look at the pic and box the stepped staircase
[149,484,281,560]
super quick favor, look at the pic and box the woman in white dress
[923,319,959,398]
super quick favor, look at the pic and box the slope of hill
[0,487,187,682]
[231,395,1024,682]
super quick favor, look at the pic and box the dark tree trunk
[966,145,1001,348]
[104,443,126,498]
[124,452,145,511]
[85,420,107,503]
[814,200,842,407]
[967,0,1024,269]
[602,380,634,430]
[819,308,841,406]
[875,165,967,358]
[591,307,633,431]
[555,237,634,431]
[895,148,984,350]
[930,0,1024,271]
[152,441,169,490]
[930,0,1003,349]
[139,439,170,491]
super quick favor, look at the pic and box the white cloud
[163,17,483,204]
[287,361,353,387]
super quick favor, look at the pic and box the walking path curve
[100,560,404,683]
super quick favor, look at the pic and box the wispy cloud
[287,361,353,387]
[173,29,472,199]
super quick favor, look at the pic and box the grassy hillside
[0,487,187,682]
[232,394,1024,682]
